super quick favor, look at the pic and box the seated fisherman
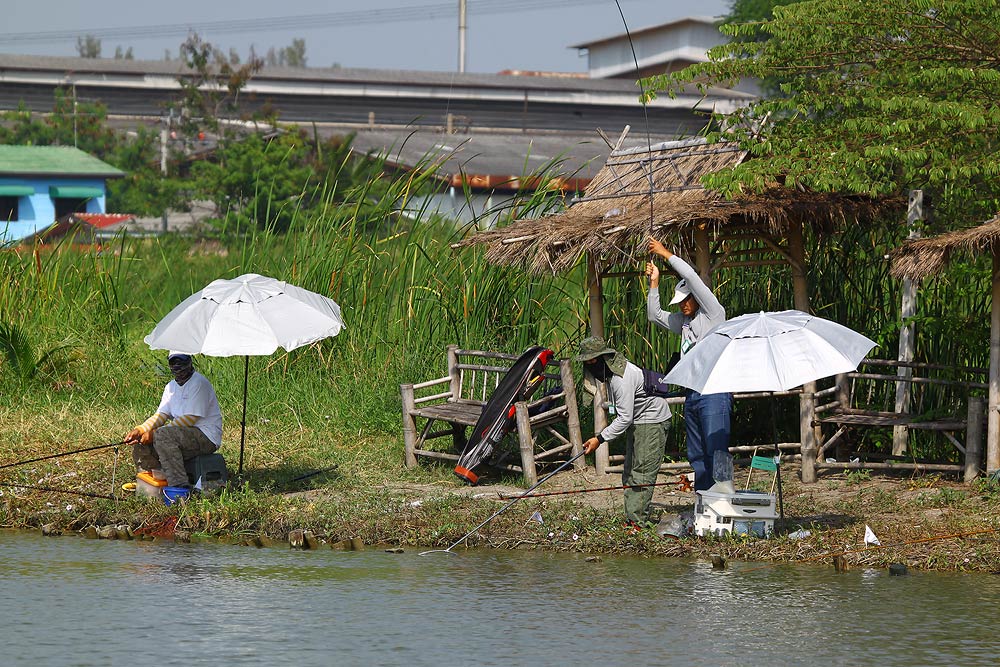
[124,352,222,489]
[577,337,671,528]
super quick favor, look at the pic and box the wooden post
[514,402,537,485]
[965,395,985,483]
[788,220,818,483]
[447,344,461,400]
[894,190,922,455]
[401,384,418,467]
[587,252,611,474]
[694,224,713,287]
[560,359,585,470]
[988,252,1000,474]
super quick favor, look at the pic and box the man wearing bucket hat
[124,351,222,491]
[576,337,671,528]
[646,237,733,493]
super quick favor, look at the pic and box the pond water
[1,531,998,666]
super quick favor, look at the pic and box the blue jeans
[684,391,733,491]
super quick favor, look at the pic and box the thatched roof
[455,137,899,275]
[891,214,1000,280]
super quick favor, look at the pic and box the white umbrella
[144,273,345,473]
[665,310,876,394]
[664,310,876,522]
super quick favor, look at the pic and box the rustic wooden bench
[400,345,584,484]
[812,359,987,480]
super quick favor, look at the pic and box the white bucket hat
[669,279,692,305]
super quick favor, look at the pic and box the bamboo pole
[514,402,537,485]
[966,396,985,482]
[894,190,922,455]
[587,252,610,474]
[788,220,818,483]
[559,359,585,470]
[988,251,1000,474]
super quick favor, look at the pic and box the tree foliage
[645,0,1000,227]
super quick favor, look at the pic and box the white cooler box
[694,489,778,538]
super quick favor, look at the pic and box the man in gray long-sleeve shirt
[577,337,671,527]
[646,238,733,492]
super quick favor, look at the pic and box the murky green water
[1,531,998,666]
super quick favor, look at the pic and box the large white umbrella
[664,310,876,521]
[665,310,877,395]
[144,273,345,473]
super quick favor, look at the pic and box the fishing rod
[495,480,679,500]
[739,527,999,574]
[0,440,126,471]
[0,481,116,500]
[419,451,587,556]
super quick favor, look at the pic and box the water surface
[1,532,996,666]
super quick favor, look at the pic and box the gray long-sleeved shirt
[647,255,726,356]
[600,361,672,443]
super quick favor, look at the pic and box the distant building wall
[585,20,725,79]
[0,176,107,244]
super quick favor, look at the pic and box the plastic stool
[184,453,228,491]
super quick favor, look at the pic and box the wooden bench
[400,345,584,484]
[812,359,987,481]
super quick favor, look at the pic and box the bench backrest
[821,358,986,416]
[448,346,565,405]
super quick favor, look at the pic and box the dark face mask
[168,357,195,385]
[587,358,611,382]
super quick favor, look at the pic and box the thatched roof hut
[891,213,1000,474]
[455,131,901,481]
[456,136,897,277]
[891,214,1000,280]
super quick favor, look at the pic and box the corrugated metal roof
[0,52,753,101]
[0,145,124,177]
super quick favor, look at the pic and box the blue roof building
[0,145,124,245]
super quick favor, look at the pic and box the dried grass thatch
[455,137,898,275]
[891,214,1000,280]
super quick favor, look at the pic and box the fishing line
[738,527,999,575]
[0,481,116,500]
[0,440,127,471]
[495,479,680,500]
[419,450,586,556]
[612,0,656,239]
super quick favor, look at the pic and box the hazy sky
[5,0,732,73]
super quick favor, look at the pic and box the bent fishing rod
[419,450,586,556]
[0,440,126,471]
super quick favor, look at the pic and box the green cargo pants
[621,421,667,525]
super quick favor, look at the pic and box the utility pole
[160,110,171,233]
[458,0,467,73]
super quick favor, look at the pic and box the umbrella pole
[239,355,249,475]
[769,395,785,525]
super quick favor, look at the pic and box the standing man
[125,352,223,490]
[577,337,671,528]
[646,238,733,492]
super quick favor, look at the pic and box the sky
[4,0,732,73]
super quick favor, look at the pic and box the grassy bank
[1,161,996,571]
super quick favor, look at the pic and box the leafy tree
[114,46,134,60]
[645,0,1000,228]
[266,39,308,67]
[76,35,101,58]
[723,0,804,40]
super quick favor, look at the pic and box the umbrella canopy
[665,310,877,395]
[144,273,345,474]
[144,273,344,355]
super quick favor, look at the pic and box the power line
[0,0,631,45]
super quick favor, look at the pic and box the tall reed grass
[0,150,990,469]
